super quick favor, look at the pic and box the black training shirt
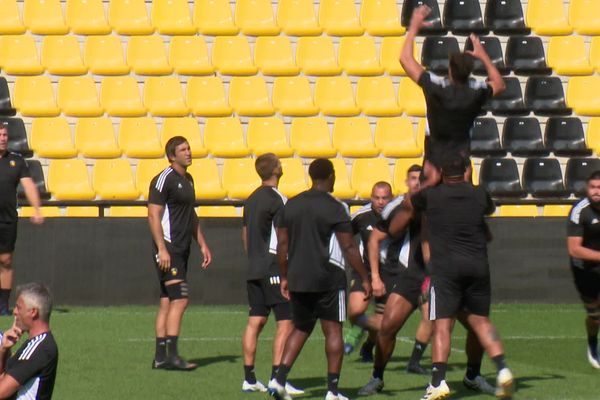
[0,151,30,223]
[278,189,352,292]
[568,198,600,271]
[243,185,287,280]
[351,204,380,270]
[412,182,495,277]
[148,166,196,253]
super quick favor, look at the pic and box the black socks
[431,363,447,387]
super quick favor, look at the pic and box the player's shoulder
[569,197,591,224]
[17,332,56,362]
[7,151,24,159]
[351,203,372,219]
[381,195,405,220]
[150,166,174,191]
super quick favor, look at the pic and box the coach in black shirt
[269,159,371,400]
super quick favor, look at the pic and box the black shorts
[349,272,387,309]
[425,138,470,169]
[247,277,291,321]
[290,289,346,325]
[0,222,17,254]
[429,273,491,320]
[381,269,423,309]
[571,265,600,304]
[153,243,189,297]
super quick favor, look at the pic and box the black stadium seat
[525,76,571,116]
[17,160,51,200]
[464,36,509,76]
[545,117,592,157]
[401,0,447,35]
[484,77,529,116]
[479,157,526,197]
[443,0,488,35]
[505,36,551,75]
[503,117,549,157]
[522,157,567,198]
[0,117,33,158]
[565,158,600,197]
[484,0,530,35]
[421,36,460,75]
[0,78,16,117]
[470,117,507,157]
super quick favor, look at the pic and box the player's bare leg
[0,252,13,314]
[241,316,268,390]
[584,300,600,368]
[407,301,432,374]
[321,320,345,397]
[345,291,381,357]
[162,279,196,370]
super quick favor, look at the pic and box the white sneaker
[463,375,495,395]
[325,391,349,400]
[267,379,292,400]
[242,380,267,392]
[285,382,305,395]
[587,347,600,369]
[495,368,515,398]
[420,381,450,400]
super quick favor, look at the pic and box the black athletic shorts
[429,273,491,320]
[571,265,600,304]
[381,269,423,309]
[153,243,189,297]
[247,277,291,321]
[425,138,471,169]
[0,222,17,254]
[349,272,387,308]
[290,289,346,325]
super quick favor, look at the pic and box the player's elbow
[492,80,506,97]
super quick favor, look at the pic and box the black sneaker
[359,342,374,363]
[152,359,168,370]
[406,362,428,375]
[165,356,198,371]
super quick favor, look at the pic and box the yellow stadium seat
[471,162,479,186]
[169,36,213,75]
[222,158,261,199]
[66,0,111,34]
[144,77,188,117]
[330,158,356,199]
[278,158,308,198]
[526,0,572,36]
[547,36,593,76]
[416,119,427,151]
[0,35,43,75]
[393,158,422,194]
[84,35,130,75]
[57,77,103,117]
[319,0,363,36]
[13,76,60,117]
[542,204,571,217]
[398,78,426,117]
[498,205,539,217]
[332,117,379,158]
[315,77,359,116]
[23,0,68,34]
[75,117,122,158]
[136,158,169,198]
[212,36,257,76]
[100,77,146,117]
[119,117,163,158]
[186,76,232,117]
[247,117,294,157]
[272,76,318,116]
[254,36,299,76]
[93,159,140,200]
[360,0,405,36]
[204,117,250,157]
[591,37,600,73]
[0,0,26,34]
[161,117,208,157]
[194,0,238,35]
[197,206,241,217]
[151,0,195,35]
[235,0,279,36]
[229,76,274,116]
[187,158,228,199]
[108,0,154,35]
[290,117,337,158]
[31,117,77,158]
[381,36,420,76]
[357,77,402,116]
[65,206,99,217]
[351,158,392,199]
[587,118,600,154]
[108,206,147,217]
[19,207,61,218]
[296,36,341,76]
[375,117,422,158]
[338,36,383,76]
[127,35,172,75]
[277,0,321,36]
[48,159,95,200]
[42,36,87,76]
[569,0,600,35]
[567,76,600,116]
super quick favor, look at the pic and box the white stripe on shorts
[429,286,436,320]
[338,289,346,322]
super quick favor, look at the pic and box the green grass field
[20,304,599,399]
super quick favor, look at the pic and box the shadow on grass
[448,373,565,398]
[189,354,239,367]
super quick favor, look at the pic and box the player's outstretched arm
[337,231,372,300]
[400,5,430,83]
[193,217,212,269]
[465,33,506,96]
[367,228,388,298]
[568,236,600,262]
[20,177,43,225]
[276,228,290,300]
[148,203,171,271]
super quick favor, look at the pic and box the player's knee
[0,254,12,269]
[164,281,189,301]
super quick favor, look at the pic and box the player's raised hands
[465,33,487,60]
[409,5,433,31]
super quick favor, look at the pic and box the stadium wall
[12,217,577,305]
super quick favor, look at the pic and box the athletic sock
[244,365,257,384]
[271,365,278,380]
[0,289,10,310]
[362,338,376,353]
[588,335,599,357]
[431,363,447,387]
[372,366,385,380]
[327,373,340,395]
[465,362,481,380]
[491,354,507,372]
[155,337,167,362]
[166,336,179,358]
[275,364,290,386]
[408,339,428,365]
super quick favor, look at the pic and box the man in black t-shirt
[148,136,212,371]
[410,155,513,400]
[0,124,44,315]
[0,283,57,400]
[240,153,302,395]
[269,159,372,400]
[400,5,505,188]
[567,170,600,369]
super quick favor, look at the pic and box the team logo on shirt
[171,268,178,276]
[9,160,15,167]
[593,218,599,225]
[177,183,183,189]
[367,225,373,231]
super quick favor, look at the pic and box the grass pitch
[18,304,598,400]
